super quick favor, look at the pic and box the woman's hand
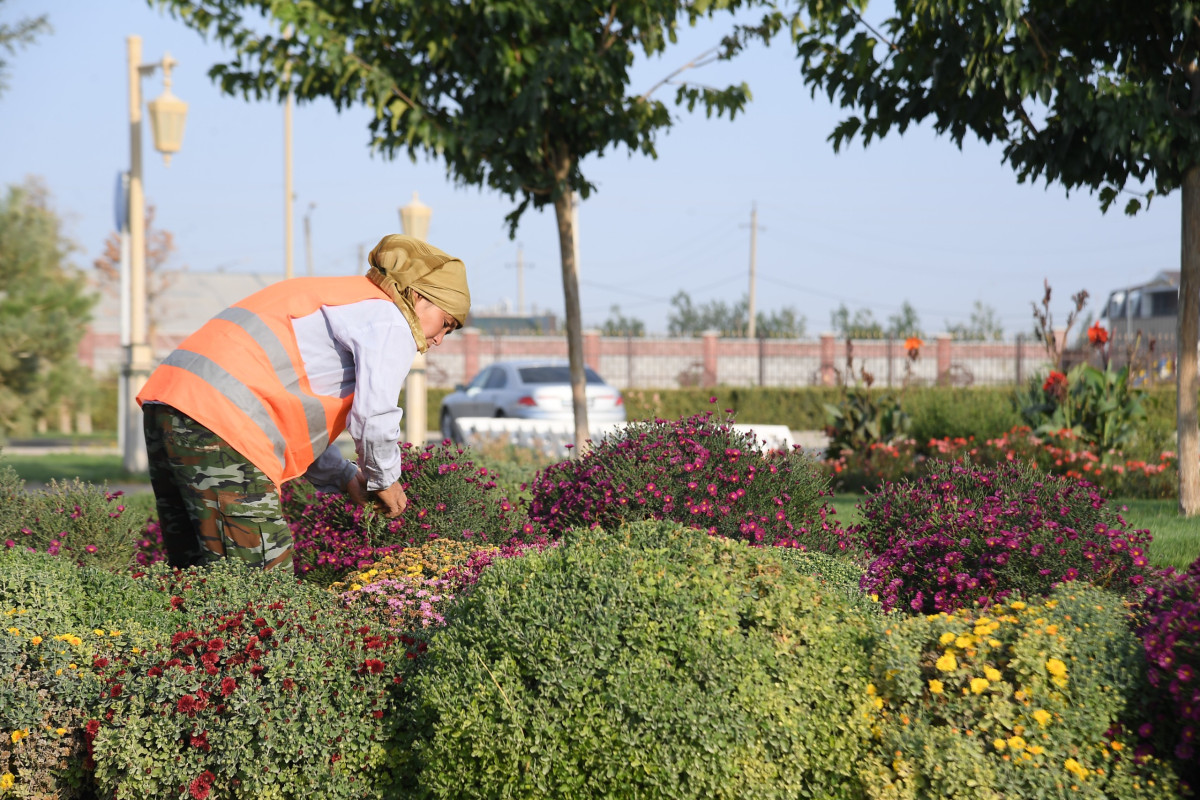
[372,481,408,518]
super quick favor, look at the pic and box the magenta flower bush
[854,459,1151,614]
[527,411,842,551]
[283,441,526,582]
[1135,560,1200,777]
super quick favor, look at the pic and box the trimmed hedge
[398,520,877,799]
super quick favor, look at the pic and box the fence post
[819,331,836,386]
[886,335,894,387]
[463,326,480,385]
[758,335,766,386]
[701,329,719,387]
[1015,332,1024,385]
[583,328,601,372]
[936,333,952,385]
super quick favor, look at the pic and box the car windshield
[518,366,604,384]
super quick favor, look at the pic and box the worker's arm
[302,444,359,494]
[321,300,416,501]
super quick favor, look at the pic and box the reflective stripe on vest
[139,276,392,485]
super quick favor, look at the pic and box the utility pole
[283,27,295,279]
[506,243,533,314]
[303,202,315,276]
[741,202,765,339]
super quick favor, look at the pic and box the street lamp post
[123,35,188,473]
[399,192,431,445]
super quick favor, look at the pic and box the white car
[438,359,626,442]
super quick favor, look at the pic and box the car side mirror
[454,383,465,392]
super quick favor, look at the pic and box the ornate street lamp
[121,36,188,474]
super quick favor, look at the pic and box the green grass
[1,453,149,487]
[826,493,1199,572]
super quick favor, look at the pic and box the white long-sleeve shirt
[292,297,417,492]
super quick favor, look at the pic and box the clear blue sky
[0,0,1180,337]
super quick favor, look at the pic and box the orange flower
[1042,370,1067,394]
[1087,321,1108,346]
[904,337,924,353]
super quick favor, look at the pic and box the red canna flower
[904,336,923,353]
[1087,321,1109,346]
[1042,370,1067,398]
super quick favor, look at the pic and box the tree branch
[639,44,721,101]
[597,3,619,55]
[1020,15,1051,70]
[851,9,897,51]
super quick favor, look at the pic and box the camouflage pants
[143,403,293,571]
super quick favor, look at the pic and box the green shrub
[772,547,879,615]
[86,559,421,800]
[861,586,1183,798]
[398,520,877,799]
[527,411,839,551]
[0,551,173,799]
[905,387,1022,447]
[0,465,144,573]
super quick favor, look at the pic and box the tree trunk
[552,148,590,456]
[1179,166,1200,515]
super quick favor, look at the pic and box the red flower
[1042,370,1067,395]
[904,336,923,353]
[220,677,238,697]
[360,658,385,674]
[177,694,199,716]
[189,770,215,800]
[1087,321,1109,346]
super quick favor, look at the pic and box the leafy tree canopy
[830,303,882,339]
[155,0,759,231]
[0,179,96,435]
[601,304,646,337]
[0,0,49,97]
[668,290,805,337]
[946,300,1005,342]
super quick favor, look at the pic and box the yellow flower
[1046,658,1068,677]
[1007,736,1027,751]
[939,632,956,646]
[29,635,42,646]
[0,772,13,791]
[928,679,944,695]
[984,667,1002,682]
[1111,741,1125,752]
[873,697,884,710]
[6,627,19,636]
[92,629,105,637]
[55,728,67,736]
[1045,624,1059,635]
[1064,758,1089,779]
[866,683,877,696]
[993,738,1007,750]
[1029,745,1045,755]
[970,677,990,694]
[988,638,1002,648]
[11,729,28,744]
[1051,675,1069,689]
[1010,601,1027,610]
[1033,709,1052,726]
[936,651,958,672]
[108,630,122,637]
[955,635,974,649]
[1045,599,1058,609]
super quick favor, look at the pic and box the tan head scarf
[365,234,471,353]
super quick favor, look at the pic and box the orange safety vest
[138,276,394,486]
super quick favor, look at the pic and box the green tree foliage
[600,303,646,337]
[152,0,764,453]
[0,179,96,435]
[886,299,922,339]
[669,289,805,337]
[781,0,1200,514]
[0,0,49,97]
[830,303,883,339]
[945,299,1004,341]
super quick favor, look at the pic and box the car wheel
[440,410,457,443]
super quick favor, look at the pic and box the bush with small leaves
[397,520,877,799]
[527,411,842,552]
[855,459,1151,613]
